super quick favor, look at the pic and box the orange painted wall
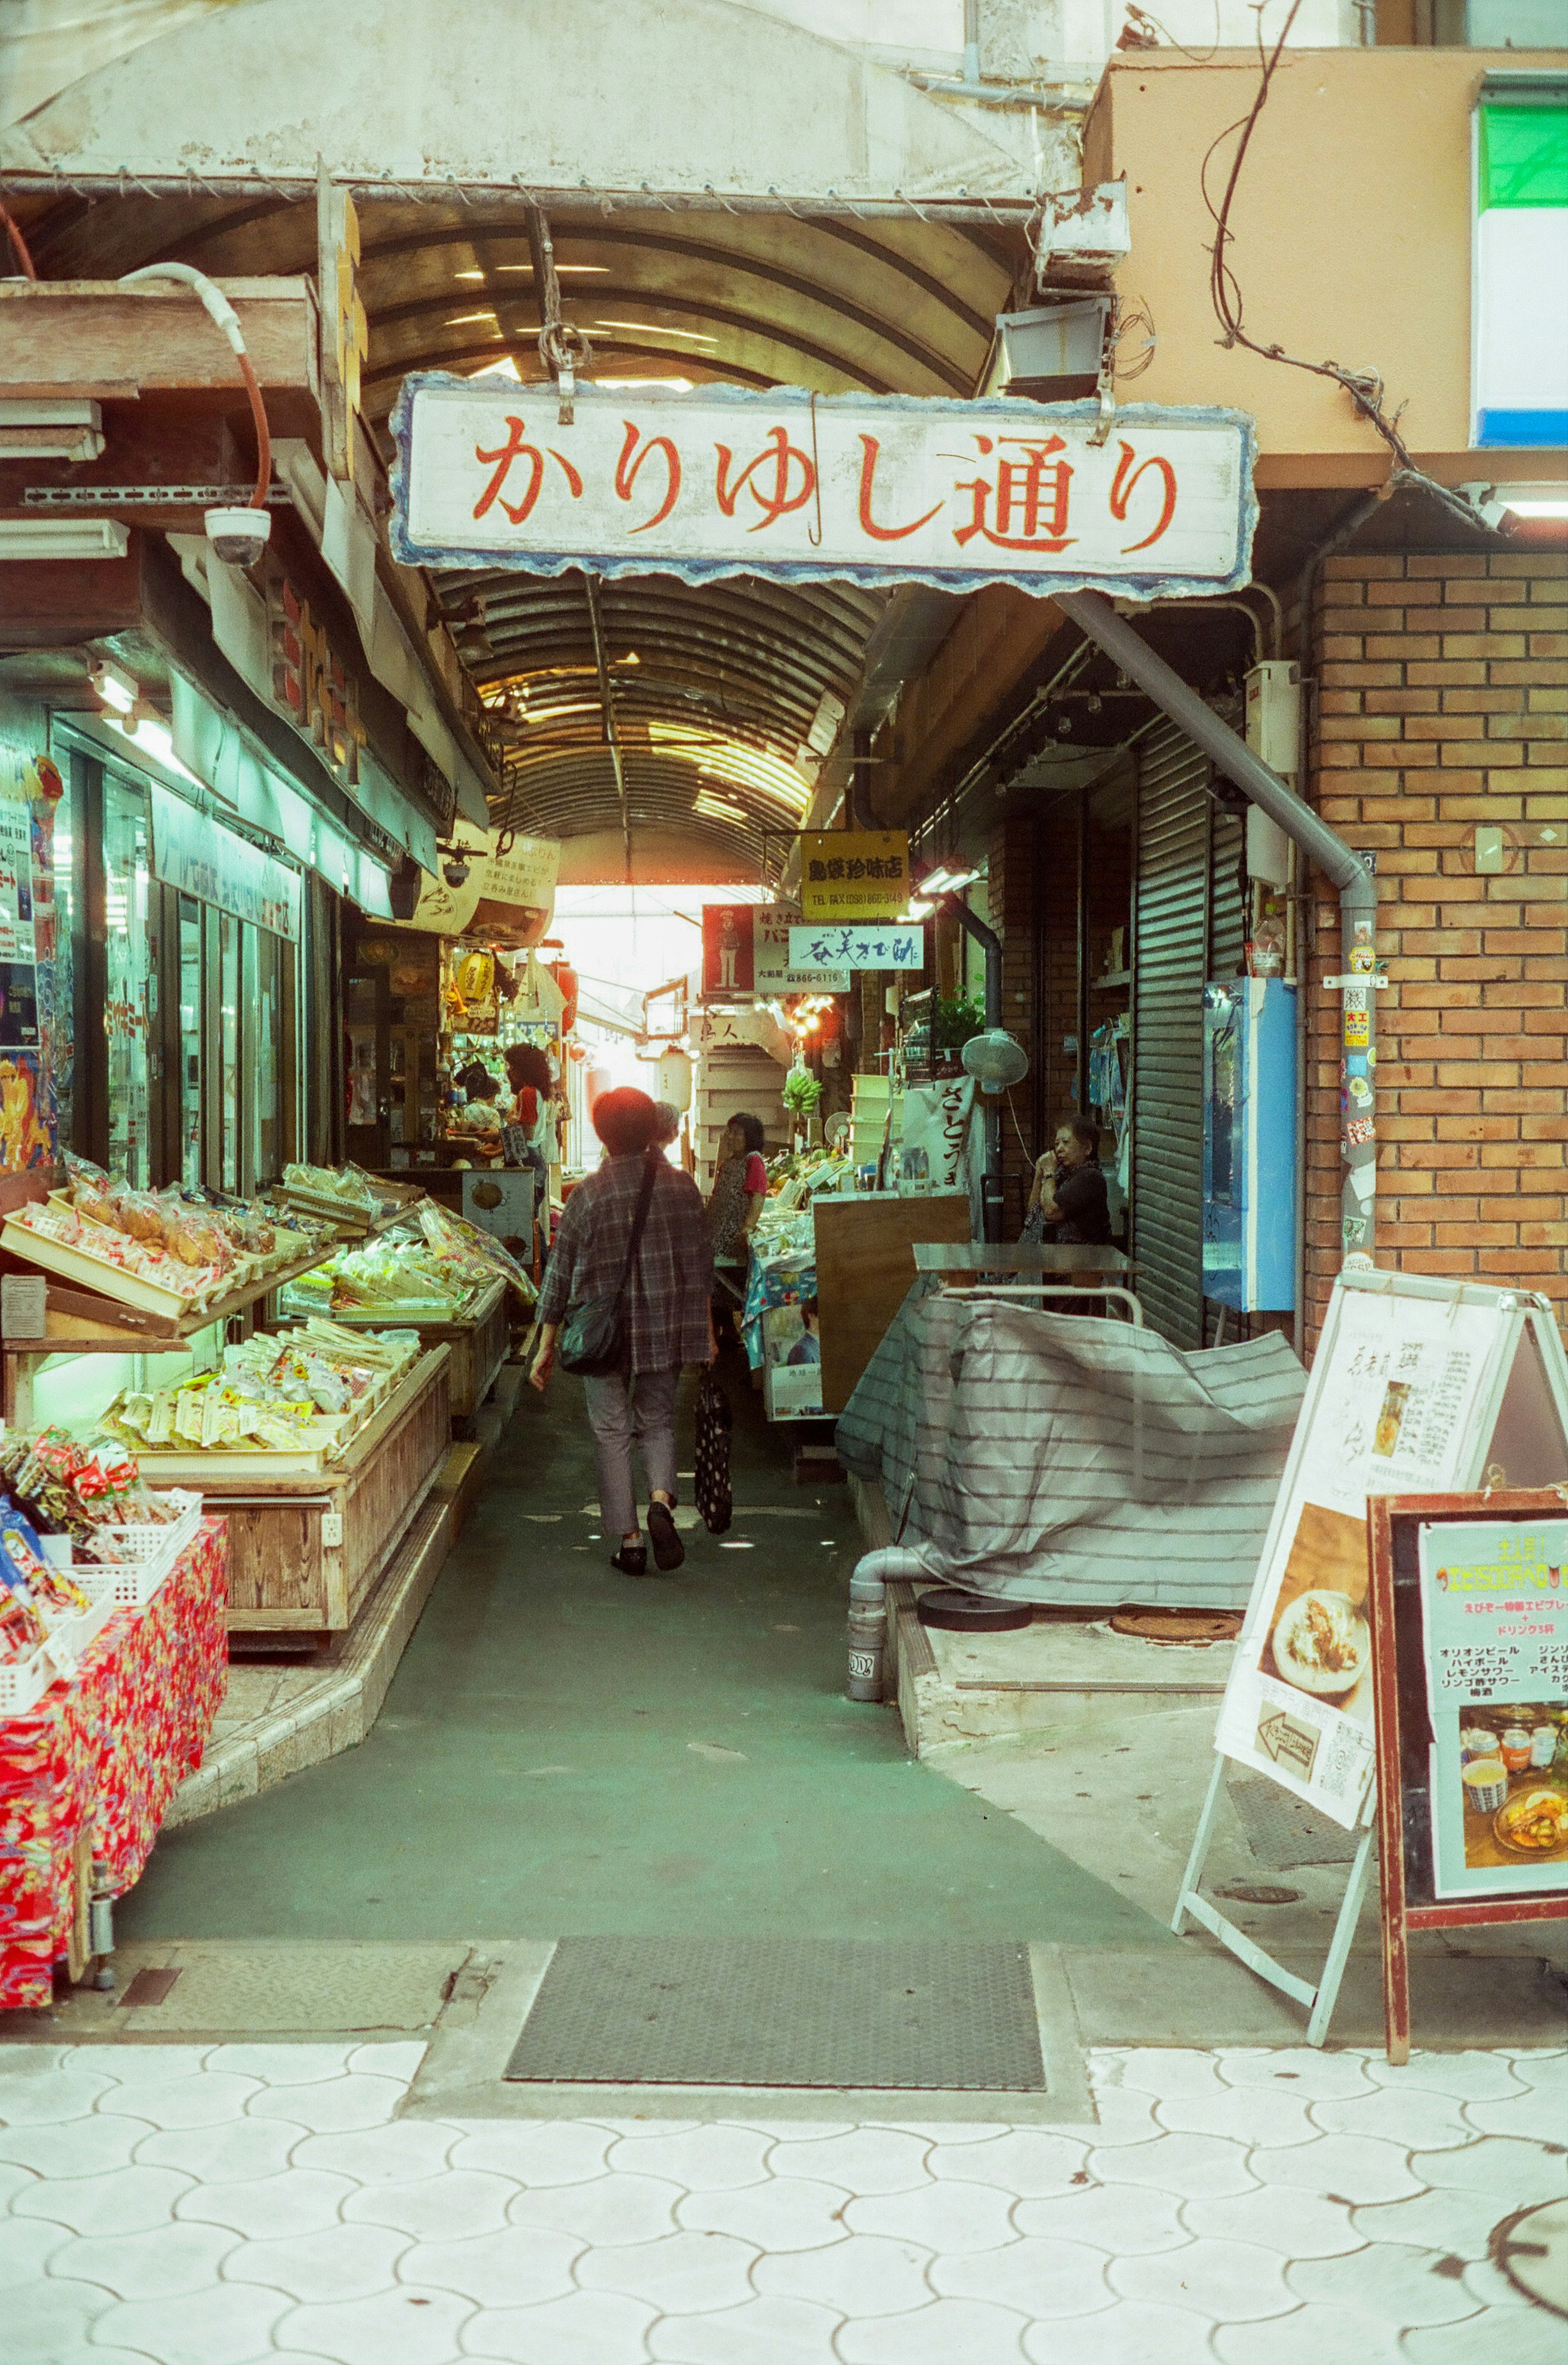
[1083,48,1568,483]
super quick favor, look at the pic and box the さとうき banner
[391,381,1258,601]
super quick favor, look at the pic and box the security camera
[443,855,470,889]
[203,506,272,568]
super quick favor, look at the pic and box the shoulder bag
[557,1152,659,1377]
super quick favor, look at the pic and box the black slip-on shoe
[646,1501,685,1572]
[611,1543,648,1575]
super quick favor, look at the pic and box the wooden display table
[134,1347,452,1648]
[277,1276,509,1434]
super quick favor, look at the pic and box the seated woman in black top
[1024,1117,1112,1246]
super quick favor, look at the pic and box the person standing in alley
[1023,1117,1112,1245]
[705,1109,768,1342]
[530,1087,713,1576]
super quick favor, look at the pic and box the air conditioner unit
[995,299,1112,402]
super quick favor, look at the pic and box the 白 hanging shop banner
[789,924,924,972]
[391,382,1258,600]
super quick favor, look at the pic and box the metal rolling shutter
[1132,721,1212,1348]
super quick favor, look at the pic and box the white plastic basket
[0,1590,116,1717]
[76,1489,204,1607]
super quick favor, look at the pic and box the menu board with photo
[1418,1514,1568,1901]
[1214,1280,1517,1829]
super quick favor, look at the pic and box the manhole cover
[505,1937,1046,2092]
[1492,2198,1568,2319]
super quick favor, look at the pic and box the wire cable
[119,262,272,507]
[1202,0,1490,536]
[0,201,37,281]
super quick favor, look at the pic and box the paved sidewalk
[2,2040,1563,2363]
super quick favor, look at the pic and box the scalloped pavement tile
[50,2216,241,2302]
[1409,2136,1568,2206]
[1109,2233,1293,2322]
[1361,2051,1537,2102]
[342,2169,518,2242]
[222,2219,412,2304]
[1403,2304,1568,2365]
[9,2162,197,2236]
[1245,2134,1423,2206]
[1308,2087,1475,2152]
[506,2169,686,2249]
[607,2123,774,2193]
[1286,2240,1487,2329]
[457,2287,656,2364]
[575,2227,758,2315]
[1013,2179,1189,2256]
[646,2293,846,2364]
[0,2065,121,2125]
[836,2295,1031,2363]
[762,2127,932,2196]
[679,2173,849,2254]
[753,2231,936,2320]
[1215,2051,1378,2100]
[247,2075,410,2135]
[923,2129,1092,2198]
[449,2119,615,2188]
[176,2167,359,2243]
[1181,2182,1361,2258]
[1089,2131,1259,2201]
[0,2210,73,2287]
[929,2230,1114,2320]
[91,2278,291,2365]
[399,2222,584,2311]
[1108,2049,1230,2101]
[1152,2084,1319,2149]
[1023,2297,1222,2365]
[843,2173,1018,2255]
[271,2284,475,2365]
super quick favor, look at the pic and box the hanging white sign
[148,786,302,942]
[789,923,923,973]
[391,381,1257,600]
[754,906,850,995]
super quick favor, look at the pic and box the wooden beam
[0,279,320,396]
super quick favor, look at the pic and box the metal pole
[947,897,1004,1244]
[1056,589,1377,1283]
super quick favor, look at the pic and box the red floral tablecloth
[0,1519,227,2009]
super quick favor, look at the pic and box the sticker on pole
[391,381,1258,601]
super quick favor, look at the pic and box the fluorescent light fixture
[107,713,203,788]
[0,517,129,561]
[901,899,934,922]
[0,398,105,463]
[90,659,138,715]
[921,865,981,896]
[1458,481,1568,527]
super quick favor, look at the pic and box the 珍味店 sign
[392,382,1257,598]
[149,786,301,941]
[800,830,909,924]
[789,924,923,973]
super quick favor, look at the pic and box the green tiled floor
[121,1364,1167,1949]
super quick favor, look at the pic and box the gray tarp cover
[836,1289,1306,1608]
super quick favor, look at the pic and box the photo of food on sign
[1455,1703,1568,1867]
[1262,1501,1372,1715]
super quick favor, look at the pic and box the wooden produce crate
[0,1198,326,1329]
[134,1346,452,1645]
[274,1276,509,1433]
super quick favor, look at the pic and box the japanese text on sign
[392,384,1256,599]
[800,830,909,924]
[788,925,923,973]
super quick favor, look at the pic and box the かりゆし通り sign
[392,383,1256,600]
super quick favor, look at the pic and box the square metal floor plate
[1229,1773,1365,1868]
[502,1936,1046,2092]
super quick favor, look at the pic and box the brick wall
[1306,548,1567,1343]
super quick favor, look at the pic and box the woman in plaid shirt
[530,1088,714,1575]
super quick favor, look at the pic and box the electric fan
[960,1028,1029,1093]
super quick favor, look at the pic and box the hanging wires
[1202,0,1489,535]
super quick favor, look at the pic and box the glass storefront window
[245,925,283,1187]
[102,779,153,1186]
[178,895,203,1187]
[45,765,74,1155]
[218,913,241,1191]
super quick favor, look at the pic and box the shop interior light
[89,659,138,715]
[106,712,203,788]
[1458,481,1568,526]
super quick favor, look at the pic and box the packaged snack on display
[101,1323,421,1467]
[277,1236,481,1321]
[0,1428,178,1555]
[416,1199,536,1301]
[2,1159,325,1318]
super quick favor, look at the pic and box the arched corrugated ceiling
[4,0,1031,878]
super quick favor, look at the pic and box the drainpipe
[944,894,1005,1243]
[847,1545,927,1701]
[1056,588,1377,1285]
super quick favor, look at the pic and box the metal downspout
[946,896,1005,1243]
[1056,588,1377,1285]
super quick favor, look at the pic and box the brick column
[1305,548,1567,1347]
